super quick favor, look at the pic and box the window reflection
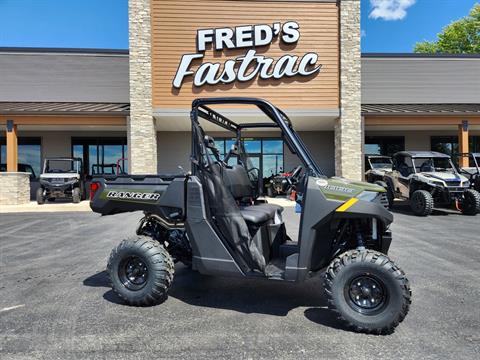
[72,137,127,176]
[0,137,41,177]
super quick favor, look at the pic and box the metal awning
[0,102,130,116]
[362,104,480,116]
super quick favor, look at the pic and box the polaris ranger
[37,157,84,204]
[384,151,480,216]
[90,98,411,334]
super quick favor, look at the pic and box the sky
[361,0,479,52]
[0,0,128,49]
[0,0,478,53]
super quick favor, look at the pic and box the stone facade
[128,0,157,174]
[0,173,30,205]
[336,0,362,180]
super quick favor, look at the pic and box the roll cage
[190,97,324,177]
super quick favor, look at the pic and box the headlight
[463,181,470,187]
[356,191,380,202]
[428,180,444,186]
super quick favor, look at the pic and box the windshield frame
[367,156,393,170]
[43,158,82,174]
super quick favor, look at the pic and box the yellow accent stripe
[336,198,359,212]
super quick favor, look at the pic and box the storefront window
[431,136,458,157]
[214,138,284,177]
[0,137,41,178]
[72,137,127,176]
[470,136,480,153]
[262,140,284,177]
[365,136,405,156]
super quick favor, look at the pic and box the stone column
[128,0,157,174]
[0,173,30,205]
[335,0,362,180]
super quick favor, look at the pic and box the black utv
[90,98,411,334]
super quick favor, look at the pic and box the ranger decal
[107,191,161,201]
[324,185,355,194]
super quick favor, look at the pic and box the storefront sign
[172,22,321,88]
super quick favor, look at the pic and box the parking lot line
[0,304,25,313]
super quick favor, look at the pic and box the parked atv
[37,157,84,204]
[365,155,392,186]
[456,153,480,192]
[90,98,411,334]
[384,151,480,216]
[266,165,302,197]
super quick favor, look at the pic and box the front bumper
[40,180,78,194]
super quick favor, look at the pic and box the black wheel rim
[412,194,425,213]
[345,275,387,315]
[118,256,149,291]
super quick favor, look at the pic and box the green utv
[90,98,411,334]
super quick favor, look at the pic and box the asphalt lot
[1,204,479,359]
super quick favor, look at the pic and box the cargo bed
[89,174,187,219]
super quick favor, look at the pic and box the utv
[384,151,480,216]
[37,157,84,204]
[365,155,392,186]
[456,153,480,192]
[266,165,302,198]
[90,98,411,334]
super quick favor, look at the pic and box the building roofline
[362,52,480,59]
[0,47,129,55]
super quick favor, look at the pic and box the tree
[414,3,480,54]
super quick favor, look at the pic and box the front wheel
[324,250,411,334]
[72,187,81,203]
[107,236,175,306]
[460,189,480,215]
[410,190,433,216]
[36,188,45,205]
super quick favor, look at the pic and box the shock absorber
[355,220,365,251]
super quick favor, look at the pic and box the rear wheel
[72,187,81,203]
[410,190,433,216]
[107,236,174,306]
[36,188,45,205]
[460,189,480,215]
[324,250,411,334]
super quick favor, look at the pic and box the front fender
[332,198,393,227]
